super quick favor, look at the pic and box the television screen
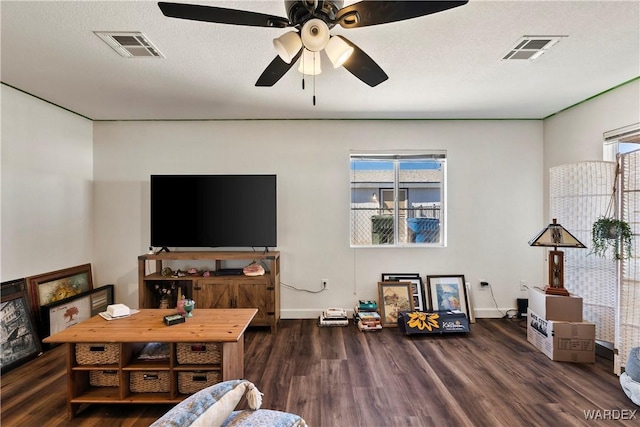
[150,174,277,248]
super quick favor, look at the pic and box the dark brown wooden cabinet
[138,251,280,332]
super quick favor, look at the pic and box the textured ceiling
[1,0,639,120]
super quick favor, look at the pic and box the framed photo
[40,284,114,345]
[1,288,42,373]
[426,275,469,316]
[381,273,425,312]
[27,263,93,324]
[378,281,414,327]
[1,278,27,296]
[465,281,476,323]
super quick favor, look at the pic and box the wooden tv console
[43,308,256,419]
[138,251,280,333]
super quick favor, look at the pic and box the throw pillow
[625,347,640,382]
[150,380,257,427]
[222,409,307,427]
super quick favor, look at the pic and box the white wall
[12,78,635,320]
[543,80,640,216]
[1,85,94,280]
[93,119,544,317]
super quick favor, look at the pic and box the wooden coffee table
[43,308,257,419]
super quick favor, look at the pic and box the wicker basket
[76,343,119,365]
[129,371,170,393]
[178,371,221,394]
[176,343,222,365]
[89,370,120,387]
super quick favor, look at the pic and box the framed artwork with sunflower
[426,274,469,316]
[378,281,414,327]
[27,264,93,325]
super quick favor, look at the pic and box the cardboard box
[527,309,595,363]
[528,287,583,322]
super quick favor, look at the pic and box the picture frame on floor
[378,281,414,327]
[40,284,114,345]
[381,273,425,312]
[1,286,42,373]
[27,263,93,324]
[426,274,469,317]
[465,281,476,323]
[1,277,28,296]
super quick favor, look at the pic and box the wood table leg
[222,336,244,380]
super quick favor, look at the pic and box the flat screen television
[150,174,277,249]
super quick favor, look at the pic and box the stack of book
[318,308,349,327]
[354,300,382,331]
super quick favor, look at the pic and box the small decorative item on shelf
[172,270,186,278]
[188,268,198,276]
[183,299,195,317]
[161,267,173,277]
[243,262,265,276]
[203,270,211,277]
[159,297,169,309]
[155,282,176,308]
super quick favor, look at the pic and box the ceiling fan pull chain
[301,52,306,90]
[313,55,316,106]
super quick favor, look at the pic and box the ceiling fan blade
[340,38,388,87]
[336,1,468,28]
[158,2,290,28]
[255,49,303,87]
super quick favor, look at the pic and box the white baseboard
[473,308,517,318]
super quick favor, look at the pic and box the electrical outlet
[520,280,528,291]
[321,279,328,290]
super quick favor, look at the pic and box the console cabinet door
[196,281,233,309]
[236,281,269,322]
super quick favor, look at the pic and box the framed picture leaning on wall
[1,283,42,373]
[40,284,114,346]
[378,281,414,327]
[426,275,469,317]
[26,263,93,324]
[381,273,425,312]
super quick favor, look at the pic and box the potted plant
[590,161,633,260]
[591,216,633,260]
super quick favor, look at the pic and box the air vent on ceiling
[94,32,164,58]
[502,36,565,61]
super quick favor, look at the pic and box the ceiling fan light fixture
[273,31,302,64]
[325,35,354,68]
[300,18,330,52]
[298,48,321,75]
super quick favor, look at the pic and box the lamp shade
[300,18,329,52]
[273,31,302,64]
[298,49,321,75]
[325,35,354,68]
[528,218,586,248]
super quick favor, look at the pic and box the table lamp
[528,218,586,296]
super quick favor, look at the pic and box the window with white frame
[350,152,446,247]
[603,122,640,160]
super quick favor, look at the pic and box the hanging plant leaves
[591,216,633,260]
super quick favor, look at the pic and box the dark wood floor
[1,318,634,427]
